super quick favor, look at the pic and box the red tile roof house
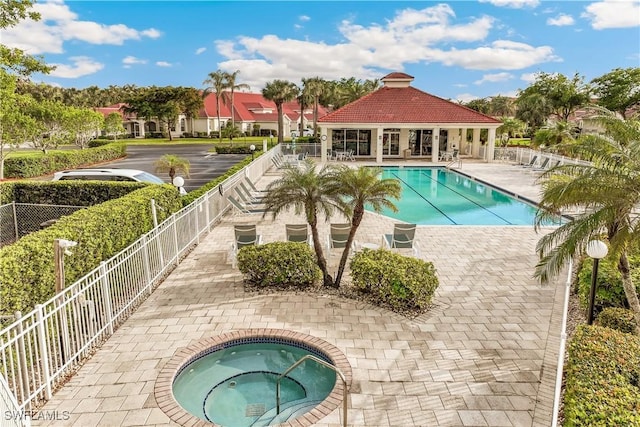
[317,72,502,163]
[95,94,327,140]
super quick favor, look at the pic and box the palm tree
[261,159,341,287]
[203,70,228,143]
[534,109,640,333]
[224,70,250,131]
[154,154,191,182]
[533,120,576,151]
[305,77,324,137]
[297,82,313,137]
[262,80,299,144]
[328,166,402,288]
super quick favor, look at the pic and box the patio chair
[230,224,262,268]
[326,223,355,254]
[531,157,550,172]
[285,224,312,245]
[521,155,538,168]
[238,182,265,203]
[227,195,267,215]
[381,223,420,257]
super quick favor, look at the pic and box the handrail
[446,157,461,169]
[276,355,348,426]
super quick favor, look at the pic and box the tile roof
[319,86,501,125]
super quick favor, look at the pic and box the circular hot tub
[155,330,351,427]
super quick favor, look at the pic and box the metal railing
[0,146,280,421]
[494,147,591,168]
[276,355,348,427]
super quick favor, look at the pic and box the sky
[3,0,640,102]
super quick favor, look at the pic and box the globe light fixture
[586,239,609,325]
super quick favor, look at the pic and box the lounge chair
[228,195,267,215]
[285,224,312,245]
[521,155,538,168]
[230,224,262,267]
[326,223,355,253]
[244,177,266,193]
[531,157,550,171]
[381,223,420,257]
[237,183,265,204]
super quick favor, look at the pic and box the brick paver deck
[33,161,566,427]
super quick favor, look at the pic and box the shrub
[3,143,126,178]
[564,325,640,426]
[598,307,638,334]
[214,145,261,154]
[88,139,114,148]
[0,184,182,314]
[3,181,145,206]
[349,249,439,312]
[237,242,320,288]
[577,255,640,317]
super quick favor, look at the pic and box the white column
[472,128,481,158]
[431,127,440,162]
[460,128,467,154]
[376,128,383,164]
[487,128,496,163]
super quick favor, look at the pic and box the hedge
[0,184,182,314]
[237,242,320,288]
[598,307,638,334]
[349,248,439,312]
[564,325,640,426]
[3,143,126,178]
[1,181,146,206]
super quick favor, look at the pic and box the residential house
[317,72,502,163]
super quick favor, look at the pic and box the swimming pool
[374,167,552,226]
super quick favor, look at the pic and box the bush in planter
[598,307,638,334]
[237,242,320,289]
[564,325,640,426]
[349,248,439,312]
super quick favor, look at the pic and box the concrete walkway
[34,161,566,427]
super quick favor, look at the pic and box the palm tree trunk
[310,220,333,287]
[276,104,284,144]
[334,207,364,288]
[618,252,640,335]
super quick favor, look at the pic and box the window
[180,118,186,132]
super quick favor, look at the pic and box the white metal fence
[0,146,279,422]
[493,147,591,167]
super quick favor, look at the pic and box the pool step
[250,399,322,426]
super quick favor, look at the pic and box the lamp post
[586,239,609,325]
[173,176,186,195]
[249,144,256,160]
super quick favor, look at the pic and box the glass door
[382,129,400,156]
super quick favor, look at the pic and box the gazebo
[318,72,502,163]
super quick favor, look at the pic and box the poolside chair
[238,182,265,203]
[326,223,355,254]
[230,224,262,268]
[521,155,538,168]
[285,224,312,245]
[244,177,267,194]
[227,195,267,215]
[531,157,550,171]
[381,223,420,257]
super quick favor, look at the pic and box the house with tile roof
[95,94,327,139]
[317,72,502,163]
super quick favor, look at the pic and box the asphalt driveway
[103,144,246,191]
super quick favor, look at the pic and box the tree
[104,112,126,141]
[225,70,250,131]
[66,107,104,149]
[297,81,314,137]
[261,159,341,287]
[262,80,299,144]
[328,166,401,288]
[154,154,190,182]
[497,117,526,146]
[591,67,640,119]
[24,99,73,152]
[203,70,228,143]
[489,95,515,117]
[519,72,591,121]
[532,120,576,150]
[534,109,640,334]
[464,98,491,114]
[516,93,551,137]
[304,77,325,137]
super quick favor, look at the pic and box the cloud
[299,15,311,22]
[156,61,172,67]
[520,72,538,83]
[48,56,104,78]
[195,47,206,55]
[1,0,161,55]
[455,93,482,103]
[213,4,559,89]
[582,0,640,29]
[474,72,514,84]
[478,0,540,8]
[547,14,575,26]
[122,56,147,68]
[453,83,468,88]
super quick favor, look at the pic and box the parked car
[52,168,166,184]
[290,129,314,138]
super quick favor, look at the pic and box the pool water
[172,342,337,427]
[374,167,558,226]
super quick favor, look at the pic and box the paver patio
[33,160,566,427]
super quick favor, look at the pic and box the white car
[290,129,314,138]
[52,168,166,184]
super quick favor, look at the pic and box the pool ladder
[276,354,349,427]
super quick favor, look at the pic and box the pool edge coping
[155,328,353,427]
